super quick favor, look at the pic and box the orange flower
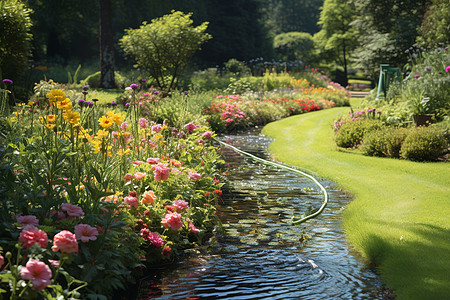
[142,190,157,204]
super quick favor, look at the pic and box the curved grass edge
[261,108,450,300]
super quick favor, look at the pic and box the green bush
[335,119,383,148]
[361,127,410,158]
[81,71,127,89]
[0,0,33,82]
[400,126,448,161]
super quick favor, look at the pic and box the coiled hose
[214,137,328,225]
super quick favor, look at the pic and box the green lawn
[262,107,450,300]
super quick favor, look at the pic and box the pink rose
[161,213,183,231]
[20,259,52,290]
[202,131,213,139]
[16,215,39,227]
[188,221,200,234]
[151,124,162,133]
[124,196,139,208]
[184,122,200,132]
[52,230,78,254]
[61,203,84,218]
[19,225,48,250]
[133,172,146,181]
[74,224,99,242]
[123,173,133,181]
[173,199,189,212]
[152,163,170,181]
[188,172,201,180]
[0,255,4,268]
[148,232,164,248]
[146,157,160,164]
[139,118,149,128]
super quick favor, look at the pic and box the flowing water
[137,129,386,299]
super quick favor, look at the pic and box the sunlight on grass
[262,108,450,300]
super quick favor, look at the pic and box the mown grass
[262,107,450,300]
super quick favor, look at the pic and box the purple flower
[446,65,450,73]
[154,90,159,94]
[88,102,94,108]
[125,103,131,108]
[111,102,117,106]
[367,108,375,113]
[414,74,420,78]
[92,98,98,102]
[130,83,139,90]
[184,91,189,95]
[82,85,89,91]
[376,110,382,114]
[78,99,86,106]
[141,79,147,82]
[2,79,13,85]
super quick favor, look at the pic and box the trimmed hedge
[335,119,383,148]
[400,126,448,161]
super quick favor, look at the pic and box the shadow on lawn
[361,220,450,300]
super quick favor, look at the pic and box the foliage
[120,10,212,93]
[351,0,425,74]
[273,32,315,63]
[81,71,128,89]
[224,59,251,76]
[416,0,450,47]
[335,118,383,148]
[0,85,226,297]
[361,126,410,158]
[314,0,358,86]
[400,126,448,161]
[189,68,234,92]
[0,0,33,90]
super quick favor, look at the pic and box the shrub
[361,127,410,158]
[335,119,383,148]
[0,0,33,82]
[120,11,212,93]
[400,126,448,161]
[81,71,127,89]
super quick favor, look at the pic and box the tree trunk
[342,42,348,87]
[99,0,115,89]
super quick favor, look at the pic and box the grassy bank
[262,107,450,300]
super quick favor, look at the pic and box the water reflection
[137,129,385,299]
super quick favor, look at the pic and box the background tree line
[1,0,448,95]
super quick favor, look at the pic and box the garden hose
[214,137,328,225]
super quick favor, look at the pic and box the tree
[416,0,450,47]
[99,0,115,89]
[314,0,358,86]
[273,32,315,63]
[0,0,33,83]
[120,10,212,93]
[351,0,426,74]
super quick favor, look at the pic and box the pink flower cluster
[161,212,183,231]
[20,259,52,290]
[61,203,85,218]
[152,163,170,181]
[184,122,200,132]
[75,224,99,242]
[188,171,201,180]
[16,214,39,226]
[19,225,48,250]
[173,199,189,212]
[52,230,78,254]
[139,118,149,128]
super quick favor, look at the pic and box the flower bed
[0,87,226,298]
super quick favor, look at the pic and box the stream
[137,129,386,299]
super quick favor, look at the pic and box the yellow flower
[91,140,102,153]
[56,98,73,110]
[96,129,109,139]
[28,101,35,106]
[47,89,66,103]
[98,116,113,129]
[117,148,131,156]
[106,111,124,125]
[46,124,55,129]
[63,110,80,125]
[46,115,56,123]
[154,134,163,139]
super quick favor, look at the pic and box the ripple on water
[137,129,385,300]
